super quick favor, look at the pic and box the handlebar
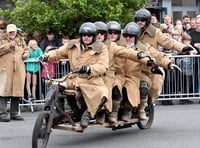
[38,59,80,83]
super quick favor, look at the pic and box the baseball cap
[6,24,17,33]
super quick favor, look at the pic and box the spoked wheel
[137,98,154,129]
[32,112,50,148]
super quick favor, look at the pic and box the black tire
[137,98,154,129]
[32,112,50,148]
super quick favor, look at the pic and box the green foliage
[0,0,147,37]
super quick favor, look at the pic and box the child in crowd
[177,32,195,104]
[41,45,58,98]
[25,40,43,99]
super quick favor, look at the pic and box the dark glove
[147,60,163,75]
[38,55,48,62]
[182,46,194,54]
[168,62,182,72]
[79,65,91,74]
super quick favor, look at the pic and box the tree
[0,0,147,37]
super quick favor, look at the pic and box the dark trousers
[0,97,20,116]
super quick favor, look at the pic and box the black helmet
[79,22,97,44]
[134,9,152,27]
[94,21,107,41]
[123,22,141,44]
[107,21,121,41]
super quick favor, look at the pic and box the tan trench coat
[103,40,151,111]
[0,35,29,97]
[45,39,109,117]
[136,41,172,102]
[140,24,185,101]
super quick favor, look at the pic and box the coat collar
[87,41,103,54]
[142,24,156,37]
[67,39,103,54]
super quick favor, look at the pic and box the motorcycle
[32,59,154,148]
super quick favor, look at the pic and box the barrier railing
[19,59,70,114]
[19,55,200,113]
[157,54,200,101]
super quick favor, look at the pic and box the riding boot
[139,98,147,120]
[121,101,132,122]
[108,100,120,124]
[80,109,91,128]
[96,109,106,124]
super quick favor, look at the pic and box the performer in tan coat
[134,9,197,106]
[122,22,181,121]
[94,21,156,124]
[39,22,109,128]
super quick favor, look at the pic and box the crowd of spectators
[1,11,200,105]
[151,13,200,105]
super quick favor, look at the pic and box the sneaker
[0,114,10,122]
[10,115,24,121]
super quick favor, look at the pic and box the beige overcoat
[103,40,151,111]
[140,24,185,101]
[45,39,109,117]
[136,41,172,102]
[0,35,29,97]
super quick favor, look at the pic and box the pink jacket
[41,61,58,78]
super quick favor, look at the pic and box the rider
[134,8,197,103]
[39,22,109,128]
[122,22,181,120]
[94,21,159,124]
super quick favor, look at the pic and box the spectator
[33,31,42,46]
[174,24,184,38]
[58,35,71,76]
[171,29,182,42]
[0,24,30,122]
[182,14,191,32]
[162,14,172,28]
[189,17,200,53]
[25,40,43,99]
[160,29,177,105]
[177,32,194,104]
[190,18,196,32]
[175,19,183,26]
[151,13,160,28]
[23,31,30,45]
[41,45,58,98]
[40,30,60,52]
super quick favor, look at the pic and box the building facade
[146,0,200,23]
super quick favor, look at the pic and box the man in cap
[0,24,30,122]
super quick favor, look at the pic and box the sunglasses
[136,18,146,22]
[97,30,106,35]
[108,30,119,35]
[81,33,93,37]
[123,34,135,38]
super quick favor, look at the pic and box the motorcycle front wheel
[32,112,50,148]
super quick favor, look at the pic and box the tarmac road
[0,104,200,148]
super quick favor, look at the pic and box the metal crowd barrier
[19,55,200,114]
[19,59,70,114]
[158,54,200,101]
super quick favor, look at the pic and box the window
[173,11,182,23]
[172,0,197,6]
